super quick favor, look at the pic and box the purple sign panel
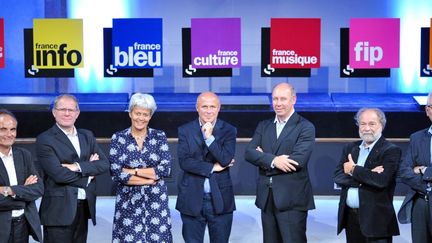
[191,18,241,69]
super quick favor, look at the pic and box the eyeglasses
[426,105,432,109]
[55,108,78,113]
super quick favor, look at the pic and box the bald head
[272,83,296,97]
[196,91,220,124]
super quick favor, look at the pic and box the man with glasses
[399,92,432,243]
[36,94,109,243]
[334,108,401,243]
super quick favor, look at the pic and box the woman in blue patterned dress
[109,93,172,243]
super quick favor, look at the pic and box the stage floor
[30,196,412,243]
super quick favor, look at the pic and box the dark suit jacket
[244,112,315,211]
[334,137,401,238]
[175,119,236,216]
[398,128,432,224]
[0,147,43,243]
[36,125,109,226]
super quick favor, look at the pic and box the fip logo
[0,18,4,68]
[349,18,400,69]
[32,19,84,69]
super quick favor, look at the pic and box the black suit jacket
[398,128,432,223]
[0,147,43,243]
[334,137,401,238]
[36,125,109,226]
[175,119,237,216]
[244,112,315,211]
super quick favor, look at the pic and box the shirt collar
[359,135,381,151]
[274,109,294,124]
[199,119,217,127]
[428,126,432,135]
[0,148,13,159]
[56,123,77,136]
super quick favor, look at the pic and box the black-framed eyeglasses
[55,108,78,113]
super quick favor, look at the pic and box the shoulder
[296,113,315,128]
[380,138,401,152]
[77,128,95,137]
[36,126,56,140]
[149,128,168,138]
[178,120,196,131]
[410,128,429,140]
[12,146,32,157]
[218,119,236,131]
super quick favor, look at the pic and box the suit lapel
[0,157,9,186]
[364,137,384,168]
[78,130,87,160]
[421,131,432,166]
[52,125,80,158]
[350,144,360,164]
[191,119,204,149]
[272,113,298,153]
[12,147,25,184]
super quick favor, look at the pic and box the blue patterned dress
[109,127,172,243]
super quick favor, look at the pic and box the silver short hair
[354,107,387,128]
[128,93,157,116]
[53,94,80,111]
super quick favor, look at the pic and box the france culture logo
[0,18,4,68]
[262,18,320,77]
[24,19,83,78]
[183,18,241,77]
[104,18,163,77]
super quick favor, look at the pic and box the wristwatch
[2,186,9,197]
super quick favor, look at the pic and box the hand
[201,122,214,140]
[343,154,356,174]
[371,165,384,174]
[256,146,263,153]
[24,175,38,185]
[89,153,99,161]
[61,163,80,172]
[414,166,426,174]
[273,155,298,172]
[213,159,235,172]
[144,178,157,185]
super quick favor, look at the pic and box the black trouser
[44,200,90,243]
[411,195,432,243]
[345,207,392,243]
[8,215,29,243]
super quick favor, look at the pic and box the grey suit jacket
[0,146,43,243]
[244,112,316,211]
[36,125,109,226]
[398,128,432,224]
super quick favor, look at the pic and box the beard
[359,131,381,144]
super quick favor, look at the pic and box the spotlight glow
[67,0,130,92]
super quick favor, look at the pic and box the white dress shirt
[0,149,24,217]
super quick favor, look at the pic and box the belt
[77,199,87,205]
[11,214,25,222]
[415,193,429,201]
[347,207,359,214]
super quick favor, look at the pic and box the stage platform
[0,92,427,112]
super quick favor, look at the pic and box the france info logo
[0,18,4,68]
[182,18,240,77]
[24,19,83,78]
[262,18,320,77]
[349,18,400,69]
[104,18,162,77]
[420,18,432,77]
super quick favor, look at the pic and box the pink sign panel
[0,18,4,68]
[349,18,400,69]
